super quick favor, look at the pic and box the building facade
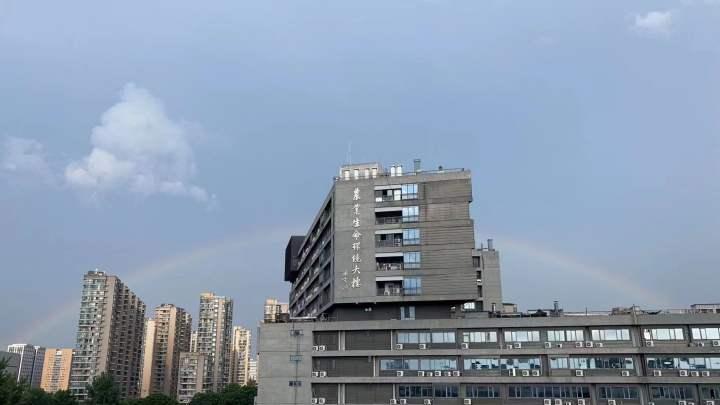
[0,351,21,382]
[258,160,720,405]
[248,359,258,383]
[196,292,234,392]
[230,326,252,386]
[39,348,73,393]
[6,344,45,388]
[69,270,146,400]
[265,298,290,323]
[177,352,207,404]
[140,304,192,398]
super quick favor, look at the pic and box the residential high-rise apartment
[69,270,146,401]
[257,160,720,405]
[230,326,251,386]
[196,292,233,392]
[140,304,192,398]
[39,348,73,393]
[177,352,207,404]
[263,298,289,323]
[6,344,45,388]
[189,330,198,353]
[247,359,257,383]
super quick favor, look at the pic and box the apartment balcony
[376,263,405,271]
[376,287,422,296]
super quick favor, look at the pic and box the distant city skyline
[2,0,720,351]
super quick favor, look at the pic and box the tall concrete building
[39,348,73,393]
[0,351,21,381]
[140,304,192,398]
[69,270,146,401]
[196,292,233,392]
[177,352,207,404]
[230,326,252,386]
[6,344,45,388]
[190,330,198,353]
[258,160,720,405]
[264,298,290,323]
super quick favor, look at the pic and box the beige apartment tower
[39,348,72,393]
[196,292,233,392]
[69,270,146,401]
[177,352,207,404]
[140,304,192,398]
[263,298,289,323]
[230,326,251,386]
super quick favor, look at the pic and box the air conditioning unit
[608,400,617,405]
[508,368,517,376]
[544,399,552,405]
[702,371,711,377]
[621,370,631,377]
[444,371,452,377]
[532,370,541,377]
[399,400,408,405]
[312,371,319,377]
[312,345,319,351]
[434,371,442,377]
[596,342,604,348]
[649,402,655,405]
[424,399,432,405]
[461,343,470,349]
[521,370,530,377]
[678,401,688,405]
[312,398,318,404]
[680,370,689,376]
[395,344,404,350]
[585,342,594,348]
[653,370,662,377]
[544,342,552,349]
[706,401,715,405]
[419,343,427,350]
[555,399,563,405]
[556,343,563,348]
[453,371,461,377]
[417,371,425,377]
[578,400,586,405]
[319,371,327,378]
[507,344,514,350]
[566,402,573,405]
[691,371,700,377]
[396,371,404,377]
[514,342,523,349]
[575,370,584,377]
[319,345,326,351]
[464,399,473,405]
[390,400,398,405]
[318,398,326,405]
[697,342,706,347]
[646,340,655,347]
[575,342,584,348]
[713,340,720,347]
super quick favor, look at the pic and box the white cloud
[65,83,214,204]
[2,136,52,180]
[634,10,673,34]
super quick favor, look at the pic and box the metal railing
[375,216,420,225]
[334,167,466,181]
[377,263,404,271]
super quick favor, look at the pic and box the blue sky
[1,0,718,348]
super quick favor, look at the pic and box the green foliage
[189,383,256,405]
[137,393,179,405]
[86,373,120,405]
[0,360,79,405]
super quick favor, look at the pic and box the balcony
[376,287,422,296]
[376,239,403,248]
[377,263,404,271]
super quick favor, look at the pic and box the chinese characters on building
[344,187,363,289]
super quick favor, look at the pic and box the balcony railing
[376,239,403,248]
[375,216,419,225]
[377,287,422,296]
[377,263,404,271]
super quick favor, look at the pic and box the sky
[0,0,718,349]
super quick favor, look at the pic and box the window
[402,206,419,222]
[504,330,540,342]
[508,385,590,399]
[547,330,584,342]
[464,358,500,370]
[648,357,720,370]
[402,229,420,245]
[288,380,302,387]
[502,358,542,370]
[403,252,421,269]
[650,386,694,400]
[591,329,630,341]
[644,328,684,341]
[403,277,422,295]
[598,386,640,400]
[462,331,498,343]
[419,358,456,370]
[692,327,720,340]
[550,357,569,369]
[466,385,500,398]
[701,386,720,400]
[399,385,432,398]
[400,306,415,320]
[397,331,431,344]
[401,184,418,199]
[434,384,459,398]
[431,331,456,344]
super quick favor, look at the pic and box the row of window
[381,357,543,371]
[374,184,418,202]
[549,357,634,370]
[647,357,720,370]
[397,328,634,344]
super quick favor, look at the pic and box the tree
[137,393,178,405]
[189,392,220,405]
[219,384,256,405]
[86,373,120,405]
[53,390,79,405]
[18,388,55,405]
